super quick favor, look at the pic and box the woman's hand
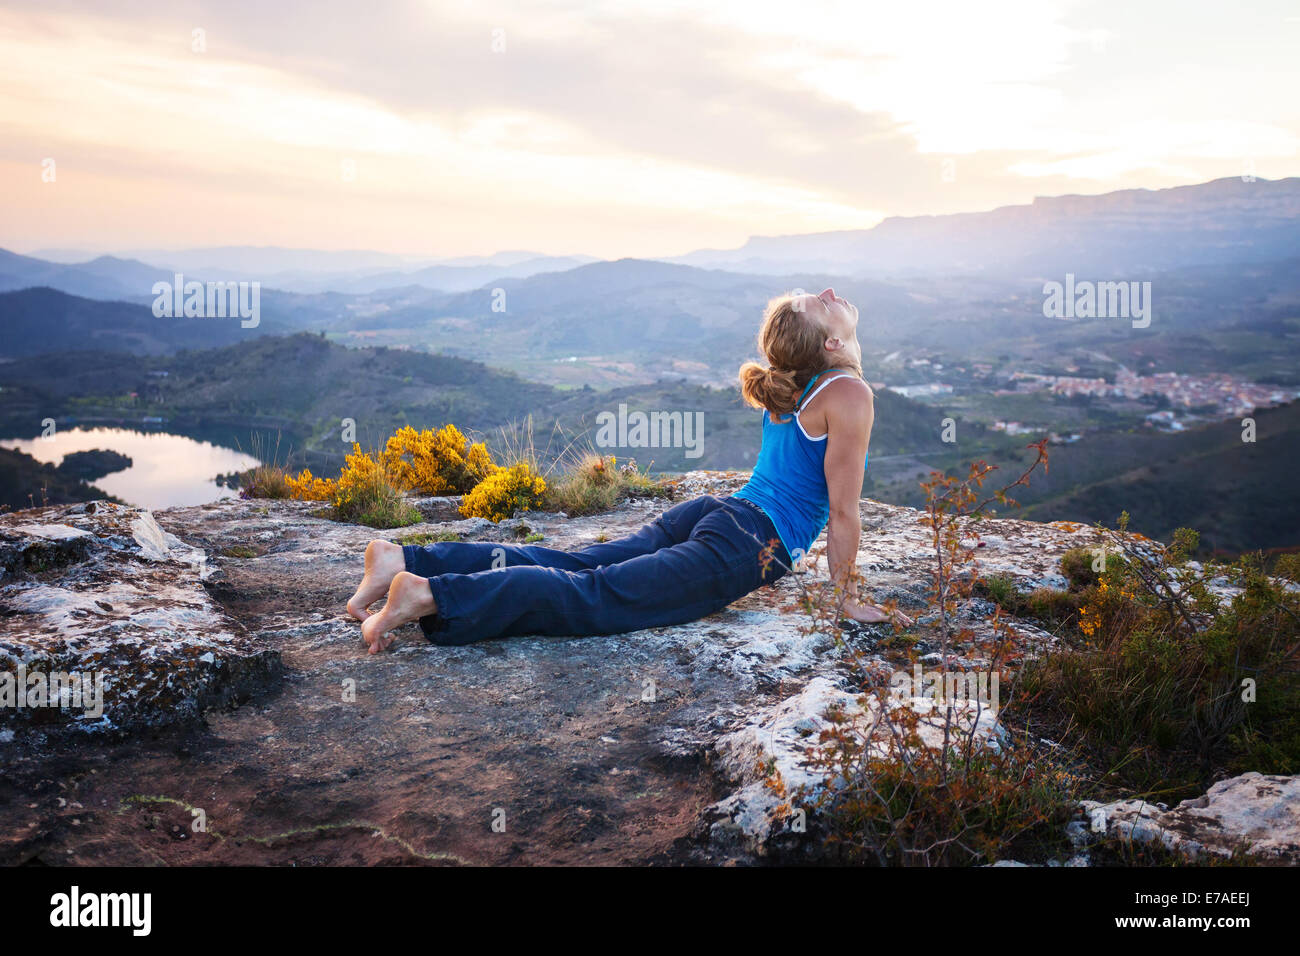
[842,597,914,627]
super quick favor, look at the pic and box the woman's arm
[822,379,873,597]
[822,381,913,625]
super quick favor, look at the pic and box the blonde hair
[738,293,861,423]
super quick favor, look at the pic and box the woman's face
[797,287,860,364]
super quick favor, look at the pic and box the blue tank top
[732,370,865,561]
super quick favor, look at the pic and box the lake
[1,427,261,510]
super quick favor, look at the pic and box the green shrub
[1007,536,1300,798]
[974,576,1082,630]
[1271,552,1300,583]
[238,463,292,499]
[397,530,462,546]
[1060,547,1099,589]
[542,453,669,517]
[788,711,1078,866]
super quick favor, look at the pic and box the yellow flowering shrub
[285,468,337,501]
[331,443,421,527]
[380,424,497,496]
[333,444,386,509]
[1076,575,1141,646]
[459,461,547,522]
[282,446,416,527]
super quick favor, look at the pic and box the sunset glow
[2,0,1297,258]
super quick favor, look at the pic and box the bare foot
[844,598,914,628]
[361,571,437,654]
[347,539,407,621]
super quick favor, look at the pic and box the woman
[349,287,912,653]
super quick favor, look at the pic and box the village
[1006,365,1300,422]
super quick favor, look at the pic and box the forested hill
[6,333,1294,554]
[1014,400,1300,554]
[0,333,960,473]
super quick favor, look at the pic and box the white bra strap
[794,374,855,415]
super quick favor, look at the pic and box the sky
[1,0,1297,260]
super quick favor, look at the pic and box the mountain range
[5,178,1297,303]
[3,246,600,298]
[665,176,1300,277]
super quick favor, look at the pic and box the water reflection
[1,427,260,510]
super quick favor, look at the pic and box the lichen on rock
[1081,772,1300,863]
[0,501,281,736]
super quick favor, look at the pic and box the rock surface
[0,473,1292,865]
[0,501,280,735]
[703,676,1006,857]
[1081,773,1300,863]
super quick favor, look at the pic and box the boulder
[1081,772,1300,863]
[0,501,281,736]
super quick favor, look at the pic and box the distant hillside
[0,249,174,301]
[1010,401,1300,554]
[120,245,419,276]
[0,334,959,476]
[667,177,1300,277]
[3,333,1297,552]
[0,287,353,359]
[0,288,261,358]
[334,249,1300,390]
[336,257,939,385]
[120,245,597,279]
[291,255,602,294]
[4,245,602,297]
[10,178,1299,390]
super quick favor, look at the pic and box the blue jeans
[402,495,791,645]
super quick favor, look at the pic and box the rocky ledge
[0,472,1294,865]
[0,501,280,735]
[1082,773,1300,864]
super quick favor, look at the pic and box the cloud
[1,0,1297,256]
